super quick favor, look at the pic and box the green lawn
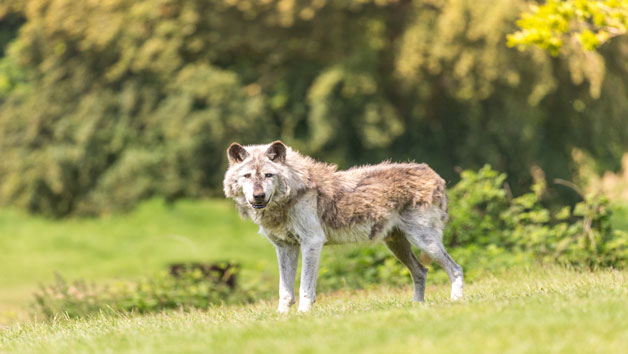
[1,199,627,352]
[1,267,627,353]
[0,199,275,319]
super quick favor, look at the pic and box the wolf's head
[223,141,302,211]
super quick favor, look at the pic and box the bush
[33,262,255,319]
[319,246,413,291]
[447,165,628,268]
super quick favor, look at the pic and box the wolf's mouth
[251,202,268,209]
[250,192,273,209]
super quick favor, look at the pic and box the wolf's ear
[266,140,286,163]
[227,143,249,165]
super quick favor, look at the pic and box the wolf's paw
[451,277,464,301]
[277,305,291,314]
[277,298,295,314]
[297,299,314,312]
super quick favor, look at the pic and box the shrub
[33,262,254,319]
[319,246,413,291]
[448,165,628,268]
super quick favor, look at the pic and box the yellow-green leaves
[508,0,628,54]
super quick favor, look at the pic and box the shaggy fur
[224,141,463,312]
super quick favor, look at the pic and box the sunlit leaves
[508,0,628,54]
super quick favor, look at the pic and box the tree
[0,0,627,216]
[508,0,628,54]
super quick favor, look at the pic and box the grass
[0,199,275,318]
[1,266,627,353]
[1,199,627,352]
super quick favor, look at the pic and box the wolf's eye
[243,173,251,178]
[265,173,274,178]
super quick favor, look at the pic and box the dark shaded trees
[0,0,626,216]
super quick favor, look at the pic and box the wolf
[223,141,463,313]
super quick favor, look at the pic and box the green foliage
[0,0,627,216]
[446,166,510,247]
[612,203,628,231]
[33,263,255,319]
[457,166,628,268]
[508,0,628,54]
[0,55,27,97]
[319,246,413,290]
[445,165,628,268]
[319,243,531,291]
[542,194,628,267]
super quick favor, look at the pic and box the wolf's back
[314,162,447,228]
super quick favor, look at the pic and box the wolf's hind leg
[384,229,428,302]
[400,224,463,301]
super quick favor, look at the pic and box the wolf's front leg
[275,243,299,313]
[298,241,324,312]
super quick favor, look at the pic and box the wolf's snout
[251,191,268,209]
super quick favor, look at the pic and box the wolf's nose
[253,192,266,201]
